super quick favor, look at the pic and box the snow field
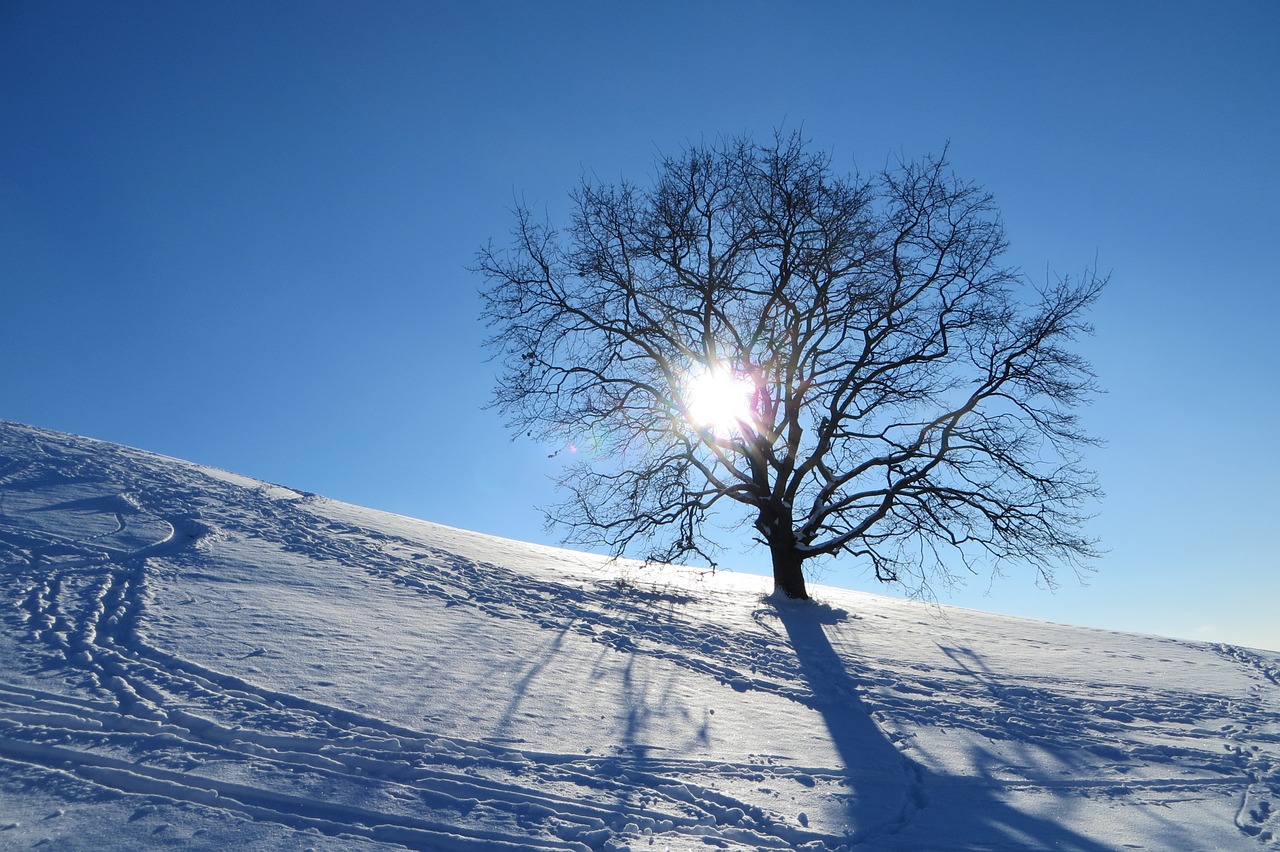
[1,420,1277,850]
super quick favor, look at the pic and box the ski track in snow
[1,420,1278,850]
[0,425,899,850]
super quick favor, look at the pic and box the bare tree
[477,132,1104,600]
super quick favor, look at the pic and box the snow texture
[1,419,1277,850]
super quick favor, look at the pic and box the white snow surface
[0,421,1277,851]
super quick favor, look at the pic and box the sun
[685,367,756,435]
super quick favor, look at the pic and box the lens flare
[686,367,755,435]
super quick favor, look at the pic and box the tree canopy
[477,132,1105,600]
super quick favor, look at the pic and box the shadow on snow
[775,599,1115,850]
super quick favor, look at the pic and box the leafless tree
[477,132,1104,600]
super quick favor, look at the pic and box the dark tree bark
[476,130,1105,601]
[769,538,809,601]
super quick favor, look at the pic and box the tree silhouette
[478,132,1104,600]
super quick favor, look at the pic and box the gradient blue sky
[3,1,1277,650]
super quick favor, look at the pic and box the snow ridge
[2,420,1278,850]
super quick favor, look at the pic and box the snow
[1,419,1277,850]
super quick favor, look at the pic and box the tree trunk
[770,539,810,600]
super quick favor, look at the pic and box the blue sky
[3,1,1277,650]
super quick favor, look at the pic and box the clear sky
[3,1,1277,651]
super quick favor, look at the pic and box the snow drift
[0,420,1276,850]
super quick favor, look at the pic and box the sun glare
[686,367,755,435]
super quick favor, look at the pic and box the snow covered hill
[1,421,1277,851]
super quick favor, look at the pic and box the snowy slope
[0,421,1276,851]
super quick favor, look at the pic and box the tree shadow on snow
[775,600,1115,850]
